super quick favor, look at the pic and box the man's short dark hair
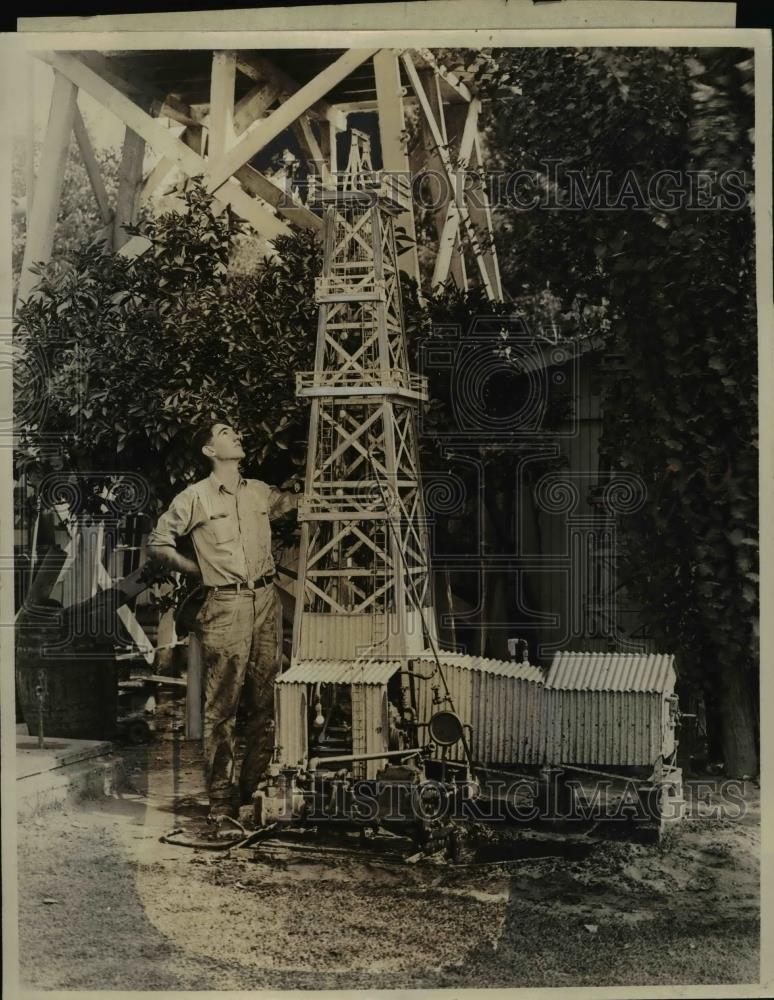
[193,418,230,459]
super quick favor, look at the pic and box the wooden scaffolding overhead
[19,47,502,303]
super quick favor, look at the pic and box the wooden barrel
[16,640,118,741]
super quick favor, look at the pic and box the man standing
[147,420,298,819]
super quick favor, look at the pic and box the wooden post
[25,55,36,218]
[421,67,465,291]
[208,47,379,189]
[373,49,420,284]
[113,123,146,250]
[185,634,204,740]
[73,107,113,231]
[17,70,77,304]
[208,50,236,158]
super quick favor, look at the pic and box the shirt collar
[208,471,246,496]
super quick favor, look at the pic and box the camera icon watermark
[417,315,579,443]
[3,328,86,456]
[14,471,154,656]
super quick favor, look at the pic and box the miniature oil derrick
[292,131,437,664]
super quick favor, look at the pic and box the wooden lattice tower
[292,132,437,663]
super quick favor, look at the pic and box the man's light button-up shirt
[147,473,298,587]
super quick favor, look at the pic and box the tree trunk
[486,571,509,659]
[718,664,759,777]
[483,480,512,660]
[445,571,457,649]
[476,532,488,657]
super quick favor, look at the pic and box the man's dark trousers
[194,582,281,814]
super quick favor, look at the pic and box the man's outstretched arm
[268,479,303,521]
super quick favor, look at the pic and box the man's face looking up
[203,423,246,462]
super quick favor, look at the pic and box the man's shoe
[197,811,244,844]
[208,800,239,821]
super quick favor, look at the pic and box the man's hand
[279,476,303,495]
[146,545,202,580]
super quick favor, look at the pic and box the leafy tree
[478,47,758,775]
[15,178,318,510]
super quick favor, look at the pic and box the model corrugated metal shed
[542,688,669,766]
[423,652,545,685]
[275,684,308,768]
[413,653,545,765]
[297,611,427,660]
[352,685,390,779]
[545,652,675,694]
[278,659,401,686]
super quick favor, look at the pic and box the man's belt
[207,573,276,593]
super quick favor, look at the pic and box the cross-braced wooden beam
[139,132,193,204]
[17,70,77,303]
[233,78,281,134]
[37,50,298,242]
[402,51,498,300]
[236,53,347,131]
[78,51,205,127]
[432,98,480,290]
[208,48,379,190]
[415,49,473,103]
[73,106,113,229]
[22,47,501,306]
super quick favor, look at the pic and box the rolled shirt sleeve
[267,485,301,521]
[146,487,198,548]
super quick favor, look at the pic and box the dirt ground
[16,732,760,991]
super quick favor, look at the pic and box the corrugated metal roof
[420,652,545,685]
[544,652,675,693]
[279,652,545,686]
[278,659,401,686]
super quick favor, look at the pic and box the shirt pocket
[202,513,237,547]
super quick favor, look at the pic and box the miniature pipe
[308,747,423,773]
